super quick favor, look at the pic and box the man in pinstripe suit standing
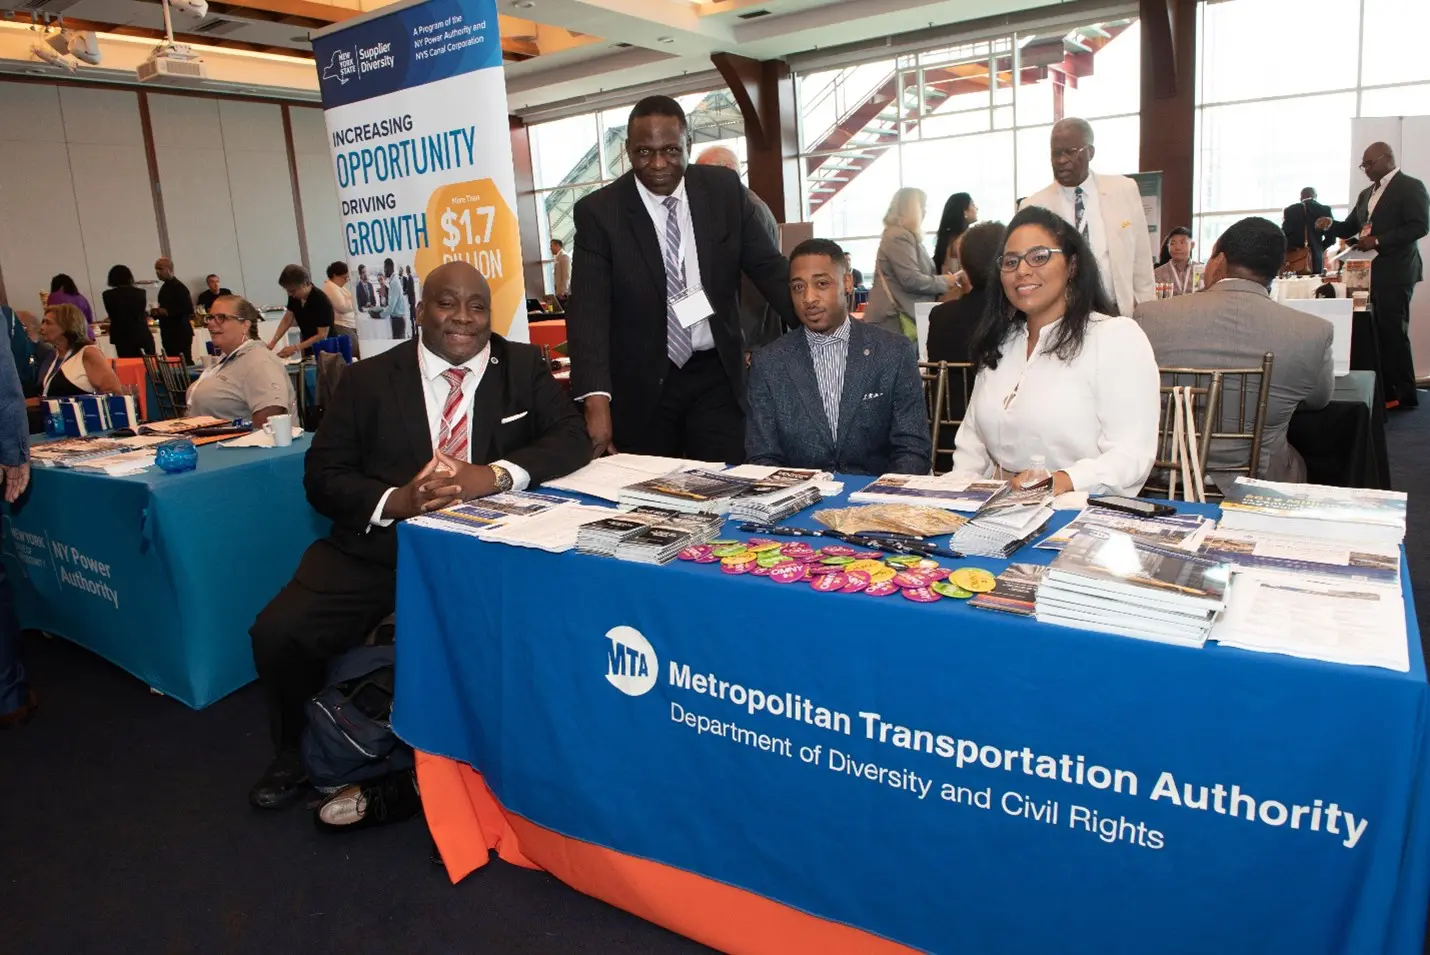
[565,96,795,464]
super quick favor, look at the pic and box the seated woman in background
[927,220,1005,367]
[187,295,295,428]
[45,274,94,331]
[102,265,156,358]
[1153,226,1199,297]
[38,303,124,398]
[951,206,1159,497]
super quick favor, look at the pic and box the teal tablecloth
[2,436,328,708]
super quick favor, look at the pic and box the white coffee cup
[263,413,293,447]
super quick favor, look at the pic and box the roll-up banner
[312,0,526,356]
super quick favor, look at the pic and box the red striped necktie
[435,366,470,461]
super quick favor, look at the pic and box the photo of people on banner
[351,259,421,341]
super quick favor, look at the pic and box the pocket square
[862,392,884,401]
[500,411,529,424]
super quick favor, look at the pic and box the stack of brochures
[542,454,723,502]
[32,437,139,468]
[968,564,1049,616]
[616,469,754,515]
[730,483,823,525]
[1037,505,1215,552]
[1210,571,1408,671]
[577,516,661,556]
[625,507,724,544]
[407,491,572,539]
[721,465,843,498]
[950,485,1055,558]
[1219,477,1406,545]
[613,526,696,565]
[1198,526,1408,670]
[849,474,1006,512]
[1036,526,1231,647]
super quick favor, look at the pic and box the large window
[526,92,747,293]
[796,18,1142,276]
[1194,0,1430,254]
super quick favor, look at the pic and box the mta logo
[605,626,657,696]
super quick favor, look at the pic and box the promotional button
[932,581,974,599]
[841,571,870,594]
[864,580,900,597]
[810,572,849,592]
[902,587,942,603]
[950,568,998,593]
[820,545,856,557]
[770,563,809,584]
[678,545,712,562]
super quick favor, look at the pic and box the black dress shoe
[249,751,309,810]
[315,771,421,833]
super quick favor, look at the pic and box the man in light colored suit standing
[550,239,571,302]
[1020,118,1154,317]
[746,238,930,475]
[1134,217,1334,485]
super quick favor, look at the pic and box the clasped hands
[382,451,499,521]
[1011,467,1073,495]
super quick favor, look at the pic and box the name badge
[671,286,714,329]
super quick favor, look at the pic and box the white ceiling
[0,0,1093,110]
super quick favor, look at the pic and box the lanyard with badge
[663,202,714,328]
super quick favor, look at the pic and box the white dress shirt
[950,313,1159,496]
[806,319,852,440]
[634,175,715,353]
[369,337,530,526]
[323,279,357,328]
[1056,179,1116,304]
[1367,166,1399,218]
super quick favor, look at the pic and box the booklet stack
[849,474,1006,512]
[625,507,724,544]
[577,516,660,556]
[408,491,572,538]
[1036,505,1214,552]
[616,469,754,515]
[1219,477,1407,545]
[1036,526,1231,647]
[730,483,823,524]
[613,526,696,565]
[950,485,1055,558]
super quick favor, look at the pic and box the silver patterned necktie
[1074,186,1089,242]
[662,195,694,368]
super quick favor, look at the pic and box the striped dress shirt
[806,319,852,441]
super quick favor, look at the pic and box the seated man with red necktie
[247,261,590,815]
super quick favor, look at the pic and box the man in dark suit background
[354,264,376,311]
[246,261,589,811]
[566,96,795,464]
[1321,143,1429,408]
[746,239,930,475]
[1282,187,1334,275]
[0,327,35,728]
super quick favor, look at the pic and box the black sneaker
[314,771,421,833]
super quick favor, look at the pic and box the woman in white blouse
[951,205,1159,497]
[322,261,359,357]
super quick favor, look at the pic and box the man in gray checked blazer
[1135,216,1333,486]
[746,238,931,475]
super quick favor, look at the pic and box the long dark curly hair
[970,205,1116,370]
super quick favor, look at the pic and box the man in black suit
[354,264,376,311]
[566,96,795,464]
[1282,187,1334,275]
[152,257,195,364]
[246,261,589,810]
[1322,143,1429,407]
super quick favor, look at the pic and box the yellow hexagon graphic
[415,179,525,337]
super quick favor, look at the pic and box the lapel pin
[863,348,870,356]
[490,356,499,364]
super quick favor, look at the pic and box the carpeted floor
[3,400,1427,955]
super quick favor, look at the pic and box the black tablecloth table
[1287,370,1390,489]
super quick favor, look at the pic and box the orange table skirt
[417,752,918,955]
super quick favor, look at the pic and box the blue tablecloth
[393,482,1430,955]
[2,437,328,708]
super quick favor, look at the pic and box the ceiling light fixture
[656,36,674,43]
[513,1,536,8]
